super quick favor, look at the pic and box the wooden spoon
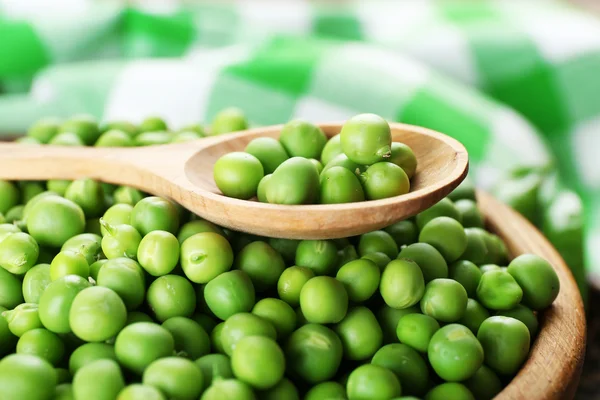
[0,122,468,239]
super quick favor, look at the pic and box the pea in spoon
[0,122,468,239]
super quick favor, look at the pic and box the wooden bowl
[478,191,586,399]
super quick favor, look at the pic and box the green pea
[322,153,365,175]
[360,162,410,200]
[425,383,475,400]
[17,328,64,365]
[497,304,539,337]
[69,342,117,375]
[73,359,125,400]
[101,204,132,234]
[256,174,272,202]
[458,299,490,334]
[65,179,105,218]
[476,270,523,311]
[3,303,43,337]
[27,196,85,247]
[195,354,233,387]
[38,275,91,333]
[295,240,339,276]
[420,279,468,322]
[321,134,343,165]
[28,117,60,143]
[455,199,484,228]
[244,137,289,174]
[398,243,448,282]
[100,120,138,136]
[117,384,166,400]
[0,354,57,400]
[361,252,391,271]
[460,228,488,265]
[0,232,39,274]
[136,230,180,277]
[147,275,196,322]
[45,181,70,198]
[380,259,424,309]
[113,186,144,206]
[336,244,358,269]
[305,381,346,400]
[340,114,392,165]
[372,343,429,396]
[259,378,299,400]
[346,364,402,400]
[266,157,320,204]
[269,238,299,264]
[319,166,365,204]
[482,233,508,266]
[464,365,502,400]
[211,108,248,135]
[135,131,173,146]
[477,316,530,375]
[143,357,204,399]
[285,323,343,383]
[234,241,284,292]
[20,182,45,204]
[139,116,167,133]
[214,152,264,200]
[389,142,417,179]
[309,159,324,175]
[200,379,256,400]
[0,266,24,308]
[60,114,101,145]
[221,312,276,356]
[231,336,284,390]
[428,324,484,381]
[70,286,127,342]
[49,131,84,146]
[449,260,482,298]
[0,181,19,215]
[448,176,477,202]
[131,197,179,236]
[177,220,225,244]
[416,198,462,230]
[115,322,175,374]
[300,276,348,324]
[396,313,440,353]
[335,306,382,360]
[480,264,502,274]
[127,311,154,326]
[277,266,315,307]
[358,230,398,259]
[49,250,89,281]
[336,259,380,303]
[171,131,203,143]
[97,258,145,310]
[279,120,327,159]
[95,129,135,147]
[100,222,142,260]
[507,254,560,310]
[252,298,296,338]
[211,322,226,354]
[377,304,419,344]
[5,205,24,223]
[419,216,467,262]
[384,220,418,248]
[62,233,103,265]
[89,259,107,282]
[204,270,255,320]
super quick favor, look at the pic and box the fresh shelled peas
[213,113,417,203]
[0,114,560,400]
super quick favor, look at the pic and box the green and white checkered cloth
[0,0,595,297]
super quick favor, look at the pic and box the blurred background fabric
[0,0,597,301]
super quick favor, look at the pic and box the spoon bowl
[0,122,468,239]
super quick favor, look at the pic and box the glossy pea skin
[139,116,167,133]
[27,117,60,143]
[101,204,133,236]
[73,359,125,400]
[380,259,424,309]
[300,276,348,324]
[336,259,380,303]
[65,179,105,218]
[0,354,57,400]
[321,134,343,165]
[425,383,474,400]
[200,379,256,400]
[0,267,24,309]
[221,312,277,356]
[284,323,343,384]
[305,381,346,400]
[147,275,196,322]
[361,252,391,271]
[279,120,327,159]
[458,299,490,334]
[38,275,91,333]
[416,197,462,230]
[115,322,175,375]
[69,342,117,375]
[384,220,418,248]
[234,241,285,292]
[245,137,289,174]
[204,270,255,320]
[95,129,135,147]
[358,230,398,259]
[455,199,484,228]
[214,152,264,200]
[69,286,127,342]
[195,354,233,387]
[97,258,146,310]
[340,113,392,165]
[277,266,315,307]
[46,180,71,197]
[420,279,468,323]
[16,328,64,366]
[266,157,320,205]
[377,304,419,344]
[137,230,179,276]
[117,384,166,400]
[258,378,299,400]
[61,233,103,265]
[256,174,272,202]
[59,114,101,145]
[49,250,89,281]
[419,216,467,263]
[181,232,233,283]
[27,196,85,248]
[322,153,366,176]
[449,260,482,298]
[460,228,488,265]
[231,336,285,390]
[177,220,225,244]
[497,304,539,337]
[389,142,417,179]
[507,254,560,310]
[346,364,402,400]
[113,186,144,206]
[320,166,365,204]
[131,197,179,236]
[477,316,531,376]
[3,303,43,337]
[476,270,523,311]
[360,162,410,200]
[252,298,296,339]
[335,306,382,360]
[396,313,440,353]
[428,324,484,382]
[295,240,339,276]
[464,365,503,400]
[143,357,204,400]
[0,232,39,274]
[100,222,142,260]
[211,107,248,135]
[398,243,448,282]
[482,233,509,266]
[372,343,429,396]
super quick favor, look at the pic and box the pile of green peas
[213,113,417,204]
[0,113,560,400]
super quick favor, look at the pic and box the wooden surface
[478,191,586,400]
[0,122,468,239]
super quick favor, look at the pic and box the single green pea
[336,259,380,303]
[117,384,166,400]
[143,357,204,399]
[49,131,85,146]
[336,244,359,269]
[211,108,248,135]
[64,179,105,218]
[396,313,440,353]
[204,270,255,320]
[476,270,523,311]
[59,114,101,145]
[73,359,125,400]
[360,162,410,200]
[139,116,167,133]
[300,276,348,324]
[464,365,503,400]
[113,186,144,206]
[320,166,365,204]
[358,230,398,259]
[69,286,127,342]
[234,241,284,292]
[256,174,272,202]
[389,142,417,179]
[269,238,299,264]
[321,134,343,165]
[377,304,419,344]
[115,322,175,375]
[137,230,180,277]
[134,131,173,146]
[17,328,64,365]
[0,232,39,274]
[398,243,448,282]
[195,354,233,387]
[69,342,117,375]
[335,306,382,360]
[27,117,60,143]
[4,205,24,223]
[460,228,488,265]
[361,252,391,271]
[27,196,85,247]
[231,336,285,390]
[340,113,392,165]
[266,157,320,204]
[252,298,296,338]
[449,260,482,298]
[0,354,57,400]
[428,324,484,381]
[131,197,179,236]
[0,181,20,215]
[416,198,462,230]
[346,364,402,400]
[214,152,264,200]
[497,304,539,337]
[38,275,91,333]
[477,316,531,375]
[372,343,429,396]
[89,259,108,282]
[448,175,477,202]
[295,240,339,276]
[310,159,324,174]
[507,254,560,310]
[3,303,43,337]
[200,379,256,400]
[277,266,315,307]
[244,137,289,174]
[384,220,418,248]
[420,279,468,322]
[49,250,89,281]
[322,153,366,176]
[96,129,135,146]
[482,233,509,266]
[100,221,142,260]
[285,323,343,383]
[97,257,145,310]
[419,217,467,263]
[258,378,299,400]
[20,181,45,204]
[305,381,346,400]
[380,259,424,309]
[221,312,277,356]
[455,199,484,228]
[147,275,196,322]
[22,263,51,304]
[177,220,225,244]
[279,120,327,159]
[100,120,138,137]
[101,204,133,235]
[425,383,475,400]
[211,322,226,354]
[0,266,24,309]
[458,299,490,334]
[62,233,103,265]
